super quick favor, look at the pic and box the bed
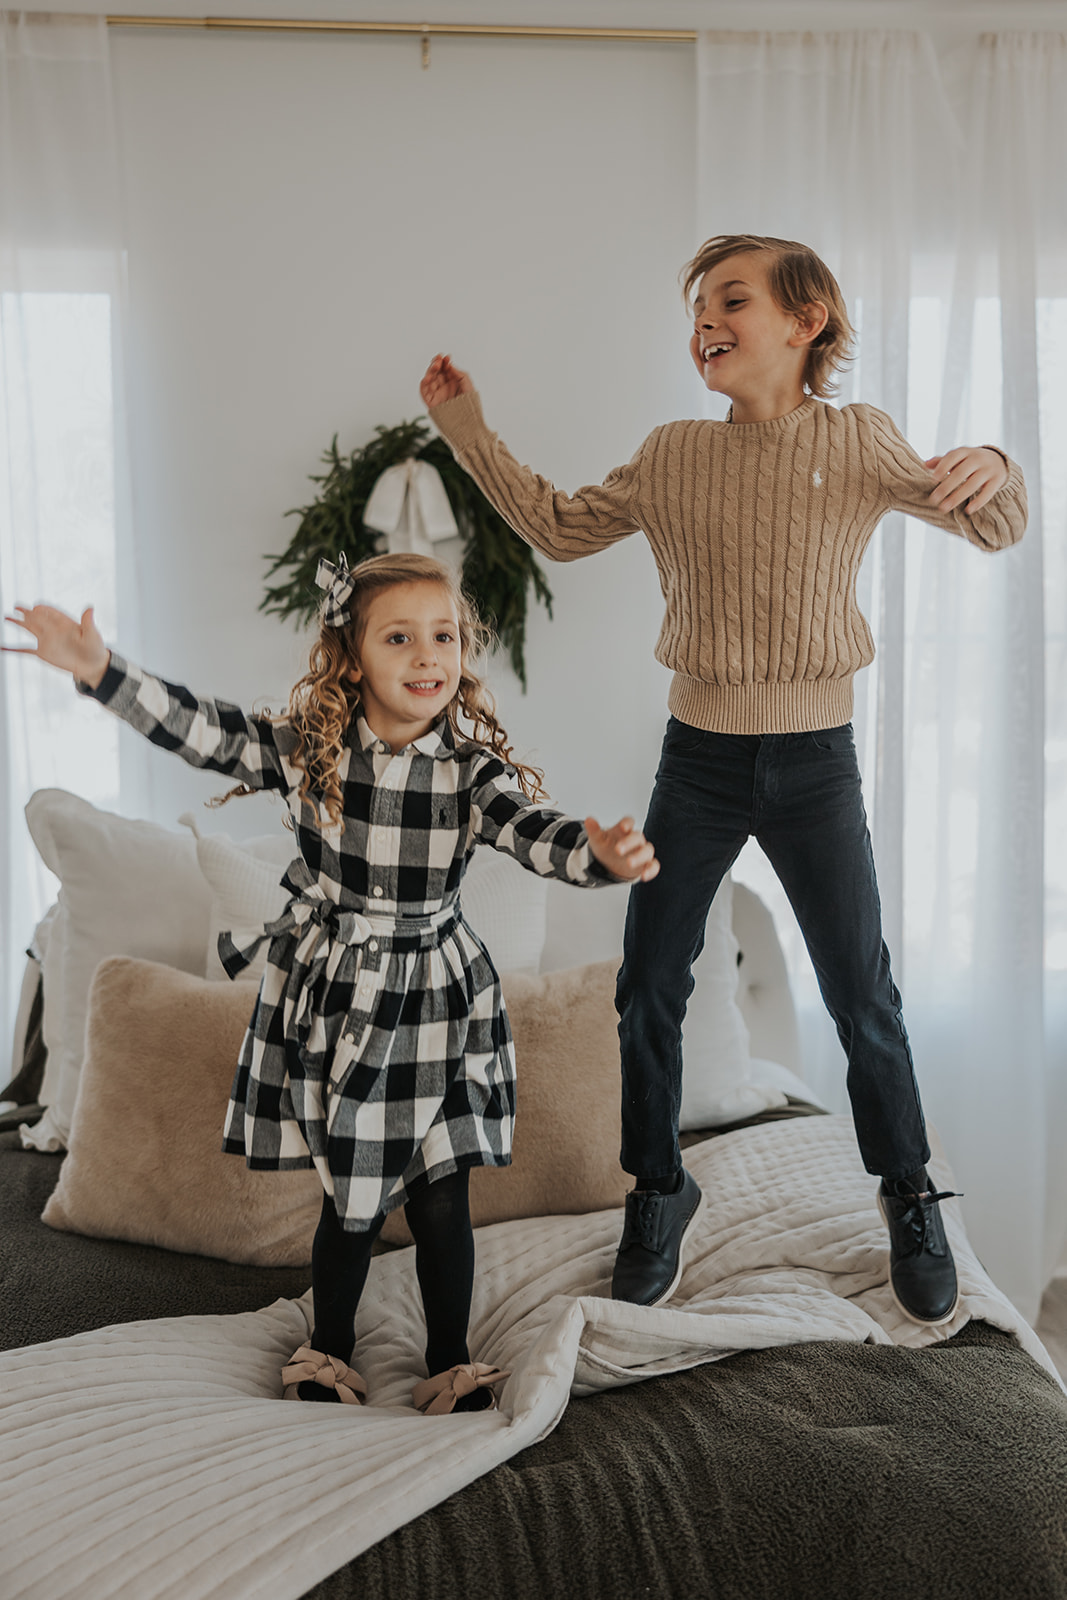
[2,794,1066,1600]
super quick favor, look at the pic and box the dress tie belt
[217,886,459,1027]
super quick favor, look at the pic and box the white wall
[109,27,696,833]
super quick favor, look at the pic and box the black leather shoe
[611,1170,705,1307]
[878,1178,960,1325]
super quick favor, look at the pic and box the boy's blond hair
[682,234,855,399]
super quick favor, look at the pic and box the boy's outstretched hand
[585,816,660,883]
[3,603,110,688]
[925,446,1009,513]
[420,354,473,410]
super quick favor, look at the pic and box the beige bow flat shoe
[281,1344,368,1405]
[411,1362,509,1416]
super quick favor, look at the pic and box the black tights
[307,1167,476,1380]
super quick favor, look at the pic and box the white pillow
[4,905,54,1096]
[746,1056,826,1110]
[22,789,213,1151]
[542,873,785,1129]
[180,818,295,982]
[460,847,548,975]
[678,877,786,1129]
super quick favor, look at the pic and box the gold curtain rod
[104,16,697,40]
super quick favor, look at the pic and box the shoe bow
[281,1344,367,1405]
[412,1362,510,1416]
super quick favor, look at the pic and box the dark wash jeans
[616,717,931,1183]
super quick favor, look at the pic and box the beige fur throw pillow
[42,958,322,1267]
[42,956,626,1264]
[382,960,626,1245]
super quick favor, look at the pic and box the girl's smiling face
[689,251,826,418]
[349,580,462,748]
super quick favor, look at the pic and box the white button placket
[355,957,377,1013]
[335,935,383,1098]
[365,747,411,910]
[346,745,409,1071]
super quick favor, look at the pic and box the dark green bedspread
[0,1129,312,1344]
[303,1321,1067,1600]
[4,1127,1067,1600]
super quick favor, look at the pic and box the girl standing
[6,552,657,1413]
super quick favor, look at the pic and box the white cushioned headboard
[541,875,800,1077]
[730,881,801,1075]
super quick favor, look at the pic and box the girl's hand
[2,603,110,688]
[925,447,1009,513]
[420,354,473,409]
[585,815,660,883]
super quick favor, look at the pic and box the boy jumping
[421,233,1026,1325]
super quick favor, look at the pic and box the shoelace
[891,1187,958,1256]
[627,1191,664,1250]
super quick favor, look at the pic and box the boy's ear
[790,300,830,348]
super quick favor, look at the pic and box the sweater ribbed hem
[667,674,855,735]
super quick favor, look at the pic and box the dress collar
[355,713,454,760]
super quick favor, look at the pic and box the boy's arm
[78,652,294,793]
[429,388,645,563]
[867,408,1027,551]
[469,753,656,886]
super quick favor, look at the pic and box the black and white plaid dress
[83,654,613,1229]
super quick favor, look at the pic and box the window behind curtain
[729,294,1067,1106]
[1037,298,1067,975]
[0,284,120,991]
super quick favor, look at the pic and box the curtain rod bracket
[421,26,429,69]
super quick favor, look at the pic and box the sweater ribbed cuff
[667,674,855,735]
[428,391,487,453]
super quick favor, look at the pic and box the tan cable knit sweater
[432,392,1027,734]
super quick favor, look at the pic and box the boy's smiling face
[689,251,826,421]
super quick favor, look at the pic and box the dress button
[372,885,384,898]
[344,1032,355,1045]
[368,940,379,953]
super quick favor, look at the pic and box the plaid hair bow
[315,553,356,627]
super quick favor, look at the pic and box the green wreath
[260,419,552,689]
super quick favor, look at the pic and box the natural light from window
[0,290,120,927]
[730,293,1067,1065]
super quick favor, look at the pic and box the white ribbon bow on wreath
[363,458,459,558]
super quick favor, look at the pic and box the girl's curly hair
[213,552,546,825]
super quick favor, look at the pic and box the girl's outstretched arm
[5,602,292,794]
[470,751,657,886]
[3,603,110,687]
[584,815,659,883]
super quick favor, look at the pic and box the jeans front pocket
[807,722,855,755]
[663,715,707,755]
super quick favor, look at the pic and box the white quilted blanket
[1,1115,1058,1600]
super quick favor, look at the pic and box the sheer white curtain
[697,28,1067,1321]
[0,13,141,1064]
